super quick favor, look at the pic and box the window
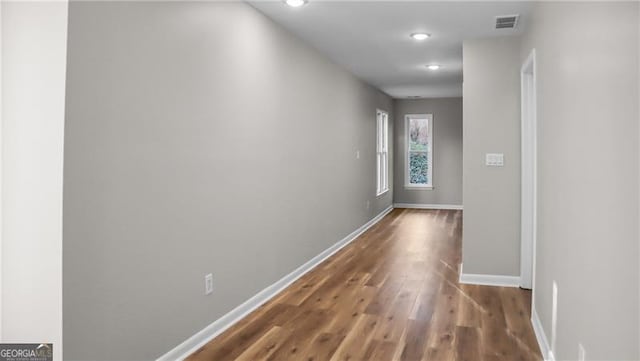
[405,114,433,188]
[376,110,389,196]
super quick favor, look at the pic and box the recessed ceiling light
[427,64,440,70]
[410,33,431,41]
[285,0,307,7]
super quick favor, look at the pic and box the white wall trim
[531,307,555,361]
[520,47,537,290]
[393,203,463,210]
[156,205,394,361]
[2,3,68,359]
[0,0,4,340]
[458,263,520,287]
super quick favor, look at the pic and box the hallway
[4,2,639,359]
[187,209,542,361]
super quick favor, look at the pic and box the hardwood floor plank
[455,326,482,361]
[424,346,454,361]
[277,272,331,306]
[329,314,379,361]
[186,209,542,361]
[399,318,431,361]
[457,284,483,328]
[475,286,524,361]
[265,308,334,361]
[363,340,399,361]
[363,277,403,315]
[371,279,421,342]
[234,326,289,361]
[323,285,377,336]
[301,333,345,361]
[186,303,299,361]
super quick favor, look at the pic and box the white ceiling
[249,1,532,98]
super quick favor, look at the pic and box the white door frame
[520,49,537,291]
[0,0,4,338]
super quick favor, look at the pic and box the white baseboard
[393,203,463,210]
[458,263,521,287]
[531,307,554,361]
[156,205,394,361]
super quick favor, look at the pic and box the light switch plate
[205,273,213,295]
[485,153,504,167]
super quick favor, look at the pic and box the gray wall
[393,97,462,206]
[522,2,639,360]
[62,2,393,360]
[462,37,521,276]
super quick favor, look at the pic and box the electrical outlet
[356,150,360,159]
[578,343,586,361]
[205,273,213,295]
[366,200,370,210]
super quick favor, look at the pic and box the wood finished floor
[187,209,542,361]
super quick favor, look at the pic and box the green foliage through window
[409,152,429,184]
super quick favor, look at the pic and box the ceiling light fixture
[410,33,431,40]
[427,64,441,70]
[285,0,307,7]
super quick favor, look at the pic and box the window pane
[409,151,429,184]
[377,153,382,191]
[382,153,388,190]
[377,115,382,151]
[382,117,388,151]
[409,118,429,151]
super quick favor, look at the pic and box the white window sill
[376,189,389,197]
[404,185,433,190]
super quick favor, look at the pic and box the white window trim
[376,109,389,196]
[405,114,433,189]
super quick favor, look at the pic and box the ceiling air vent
[495,15,519,29]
